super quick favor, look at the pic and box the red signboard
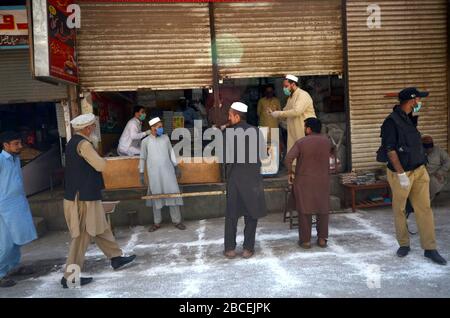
[47,0,78,84]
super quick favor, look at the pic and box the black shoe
[61,276,93,289]
[0,277,16,288]
[424,250,447,266]
[111,255,136,270]
[396,246,411,258]
[9,266,35,276]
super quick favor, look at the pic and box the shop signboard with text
[31,0,78,85]
[0,6,28,49]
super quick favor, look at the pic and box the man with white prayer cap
[268,75,316,153]
[139,117,186,232]
[223,102,267,259]
[62,113,136,288]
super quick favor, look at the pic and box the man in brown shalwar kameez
[61,113,136,288]
[285,118,333,249]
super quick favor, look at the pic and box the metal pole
[341,0,352,172]
[209,2,221,124]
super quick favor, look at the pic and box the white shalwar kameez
[139,134,183,224]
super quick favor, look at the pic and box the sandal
[148,224,161,232]
[174,223,186,230]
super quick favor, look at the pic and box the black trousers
[224,215,258,252]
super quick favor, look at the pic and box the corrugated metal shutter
[347,0,448,171]
[76,1,213,91]
[0,50,68,105]
[214,0,343,79]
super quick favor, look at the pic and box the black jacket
[380,106,426,172]
[223,121,267,219]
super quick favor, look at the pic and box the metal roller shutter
[75,1,213,91]
[346,0,448,171]
[214,0,343,79]
[0,50,68,105]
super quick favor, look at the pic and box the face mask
[156,127,164,136]
[413,101,422,113]
[283,87,291,96]
[139,114,146,121]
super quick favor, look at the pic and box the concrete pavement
[1,194,450,298]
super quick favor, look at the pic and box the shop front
[345,0,449,171]
[73,0,348,187]
[0,4,69,196]
[24,0,449,228]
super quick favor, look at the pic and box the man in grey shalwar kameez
[139,117,186,232]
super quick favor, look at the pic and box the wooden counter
[103,156,221,190]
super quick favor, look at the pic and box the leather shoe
[111,255,137,270]
[242,249,254,259]
[396,246,411,258]
[224,250,237,259]
[61,276,93,289]
[298,242,312,249]
[0,277,16,288]
[424,250,447,265]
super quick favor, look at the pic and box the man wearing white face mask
[380,87,446,266]
[268,75,316,154]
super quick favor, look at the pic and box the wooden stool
[102,201,120,235]
[283,186,317,230]
[283,186,298,229]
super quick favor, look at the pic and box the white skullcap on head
[149,117,161,127]
[230,102,248,113]
[70,113,96,130]
[285,74,299,83]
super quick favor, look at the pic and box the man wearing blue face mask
[139,117,185,232]
[380,87,446,265]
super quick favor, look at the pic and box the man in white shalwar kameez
[139,117,186,232]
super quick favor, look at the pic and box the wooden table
[342,181,392,212]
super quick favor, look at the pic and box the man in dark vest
[223,102,267,259]
[62,113,136,288]
[380,88,446,265]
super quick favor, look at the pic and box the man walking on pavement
[380,87,446,265]
[62,113,136,288]
[0,132,37,288]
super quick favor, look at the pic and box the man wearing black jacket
[223,102,267,259]
[380,88,446,265]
